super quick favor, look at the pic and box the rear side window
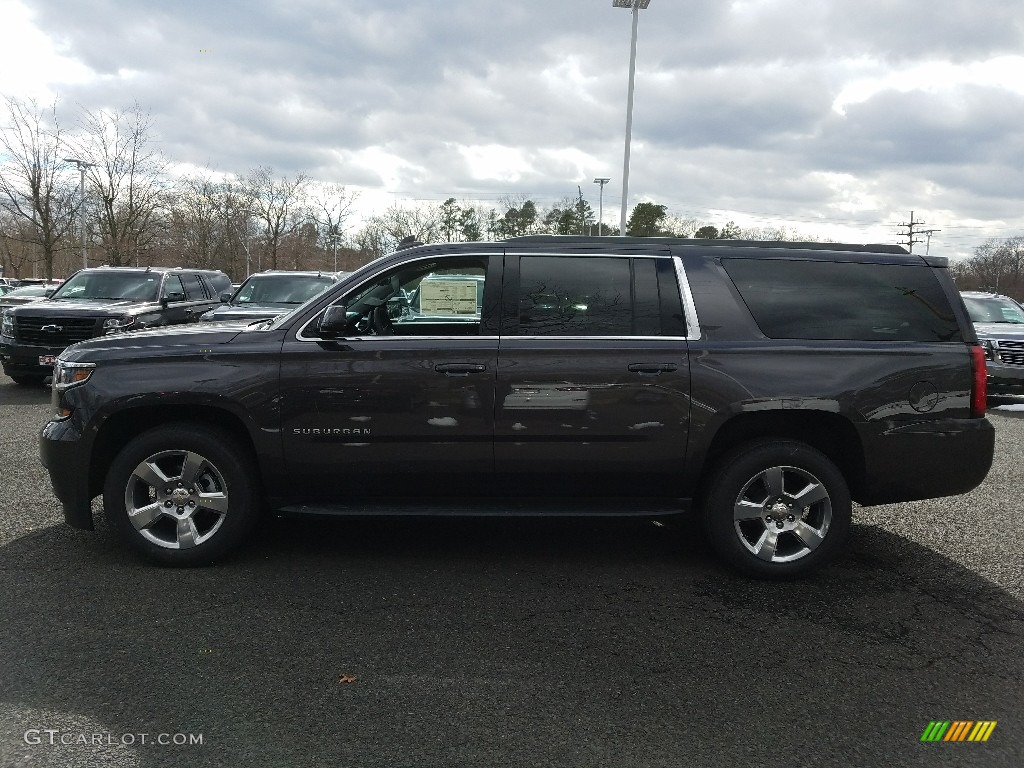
[181,274,206,300]
[516,256,680,337]
[721,258,962,342]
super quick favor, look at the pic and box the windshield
[233,274,334,306]
[5,285,50,298]
[963,295,1024,324]
[51,271,160,302]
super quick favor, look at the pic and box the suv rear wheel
[703,439,851,578]
[103,424,259,566]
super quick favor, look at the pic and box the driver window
[162,275,186,299]
[340,257,487,337]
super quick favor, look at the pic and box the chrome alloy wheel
[731,465,832,563]
[123,449,230,549]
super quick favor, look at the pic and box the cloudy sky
[2,0,1023,256]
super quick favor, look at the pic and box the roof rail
[501,234,908,255]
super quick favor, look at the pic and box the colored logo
[921,721,996,742]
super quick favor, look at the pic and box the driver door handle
[435,363,487,376]
[628,363,678,375]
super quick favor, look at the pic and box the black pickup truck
[1,266,230,384]
[40,237,994,577]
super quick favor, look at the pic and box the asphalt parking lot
[1,374,1022,768]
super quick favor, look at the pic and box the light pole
[327,227,340,272]
[613,0,651,236]
[593,177,610,236]
[64,157,95,269]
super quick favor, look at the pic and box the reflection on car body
[503,383,591,411]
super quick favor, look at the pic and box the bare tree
[76,104,169,266]
[0,96,77,279]
[243,166,311,271]
[354,203,441,257]
[167,172,224,269]
[0,213,39,278]
[953,237,1024,298]
[308,183,358,271]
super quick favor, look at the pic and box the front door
[279,253,502,501]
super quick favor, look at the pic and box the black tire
[702,440,851,579]
[103,424,260,566]
[9,374,45,386]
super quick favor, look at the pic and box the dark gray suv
[1,266,230,385]
[41,237,994,577]
[961,290,1024,396]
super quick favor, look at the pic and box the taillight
[970,345,987,418]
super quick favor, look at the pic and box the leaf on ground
[337,674,358,684]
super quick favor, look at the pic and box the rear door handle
[435,363,487,376]
[628,363,678,376]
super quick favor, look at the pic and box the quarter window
[722,258,963,342]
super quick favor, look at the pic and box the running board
[274,497,689,518]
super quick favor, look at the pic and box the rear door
[494,252,691,498]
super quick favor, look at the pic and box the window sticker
[419,279,479,315]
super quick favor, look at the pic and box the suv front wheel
[103,424,259,566]
[703,439,851,578]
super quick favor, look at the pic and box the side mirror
[318,304,353,337]
[219,291,232,302]
[44,289,55,297]
[164,291,186,304]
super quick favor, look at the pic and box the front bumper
[985,360,1024,396]
[1,340,64,377]
[40,417,95,530]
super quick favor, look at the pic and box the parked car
[0,284,54,307]
[200,270,343,323]
[0,285,15,297]
[961,290,1024,396]
[0,266,230,385]
[42,236,993,577]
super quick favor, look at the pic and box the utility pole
[897,210,925,253]
[593,177,610,236]
[920,228,941,256]
[577,185,587,235]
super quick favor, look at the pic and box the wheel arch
[695,410,866,502]
[87,405,260,500]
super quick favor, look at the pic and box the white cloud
[832,55,1024,115]
[0,0,92,100]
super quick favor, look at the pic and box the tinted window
[722,258,962,342]
[517,256,666,337]
[182,273,205,300]
[163,275,186,299]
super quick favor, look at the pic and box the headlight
[53,360,96,390]
[52,361,95,420]
[1,310,13,338]
[981,338,997,361]
[103,315,135,333]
